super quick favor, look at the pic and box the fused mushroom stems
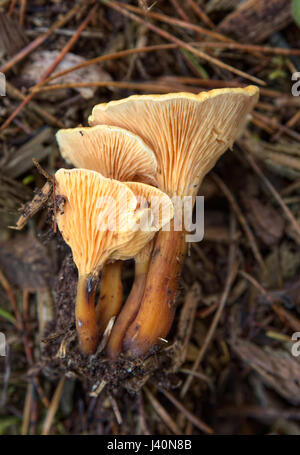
[107,181,174,358]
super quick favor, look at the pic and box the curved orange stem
[123,224,187,358]
[75,274,99,355]
[107,259,149,359]
[96,261,123,337]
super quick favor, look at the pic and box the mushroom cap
[55,169,139,276]
[111,181,174,261]
[89,87,259,197]
[56,125,157,185]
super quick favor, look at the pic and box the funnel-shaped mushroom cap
[111,181,174,261]
[56,125,157,184]
[55,169,138,276]
[89,87,259,197]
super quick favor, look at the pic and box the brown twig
[253,112,300,142]
[41,43,179,86]
[0,2,82,73]
[5,81,64,128]
[1,4,97,131]
[169,0,204,42]
[185,0,215,29]
[19,0,26,26]
[159,388,213,434]
[40,41,298,92]
[272,109,300,142]
[156,76,283,98]
[22,383,33,435]
[11,180,53,231]
[32,80,193,95]
[271,303,300,332]
[240,270,300,332]
[8,0,17,16]
[144,388,181,434]
[192,41,300,57]
[22,289,50,409]
[42,376,65,435]
[100,0,265,86]
[211,173,265,270]
[170,0,191,23]
[34,4,98,91]
[112,0,231,43]
[109,394,122,425]
[32,159,52,180]
[239,270,273,304]
[138,393,150,435]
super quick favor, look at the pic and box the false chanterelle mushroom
[56,126,161,347]
[55,168,173,355]
[55,168,140,354]
[89,86,259,357]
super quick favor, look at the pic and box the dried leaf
[218,0,292,43]
[0,233,53,289]
[2,128,54,178]
[0,13,28,56]
[21,51,112,100]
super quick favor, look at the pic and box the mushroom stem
[107,257,150,359]
[96,261,123,337]
[123,218,187,358]
[75,273,99,355]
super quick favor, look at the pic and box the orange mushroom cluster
[55,87,259,358]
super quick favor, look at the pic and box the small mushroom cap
[55,169,139,276]
[111,181,174,261]
[125,182,174,230]
[56,125,157,185]
[89,87,259,197]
